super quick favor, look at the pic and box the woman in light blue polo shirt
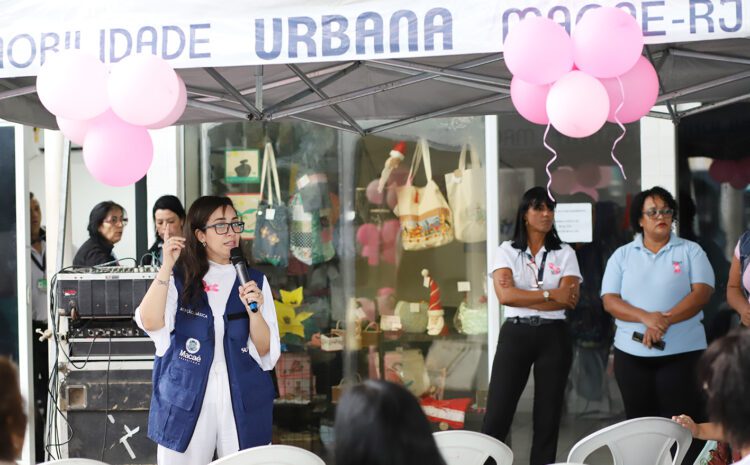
[601,186,714,465]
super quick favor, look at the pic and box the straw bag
[253,142,289,267]
[444,144,486,243]
[395,138,453,250]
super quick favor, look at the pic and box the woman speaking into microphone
[135,196,280,465]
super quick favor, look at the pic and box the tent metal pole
[646,46,678,124]
[368,59,509,87]
[646,111,674,120]
[671,49,750,66]
[287,64,365,135]
[364,94,509,134]
[290,115,360,133]
[0,85,37,101]
[679,91,750,118]
[656,69,750,103]
[255,65,264,111]
[364,61,508,93]
[264,62,362,114]
[186,99,252,119]
[204,67,262,119]
[268,55,503,120]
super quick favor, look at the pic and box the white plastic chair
[567,417,692,465]
[209,444,325,465]
[433,430,513,465]
[41,459,109,465]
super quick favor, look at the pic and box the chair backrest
[567,417,693,465]
[208,444,325,465]
[40,459,109,465]
[433,430,514,465]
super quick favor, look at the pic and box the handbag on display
[253,142,290,267]
[290,171,336,265]
[425,340,483,391]
[395,300,428,333]
[395,138,454,250]
[454,300,489,335]
[276,352,314,403]
[384,348,430,397]
[444,144,486,243]
[420,396,474,429]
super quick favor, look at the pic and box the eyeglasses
[642,208,674,219]
[103,216,128,226]
[203,221,244,235]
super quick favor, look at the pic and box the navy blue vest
[147,268,275,452]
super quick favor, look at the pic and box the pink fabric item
[377,287,397,316]
[356,223,381,266]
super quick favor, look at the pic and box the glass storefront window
[195,117,488,459]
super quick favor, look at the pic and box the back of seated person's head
[334,380,446,465]
[0,357,26,461]
[700,328,750,455]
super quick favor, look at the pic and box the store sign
[0,0,745,77]
[555,203,592,244]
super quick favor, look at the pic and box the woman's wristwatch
[542,290,550,302]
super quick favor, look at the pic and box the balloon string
[611,76,628,180]
[543,122,558,202]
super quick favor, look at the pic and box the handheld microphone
[230,247,258,312]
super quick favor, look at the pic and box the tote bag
[444,144,486,243]
[252,142,289,267]
[395,138,453,250]
[290,171,336,265]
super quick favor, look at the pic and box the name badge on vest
[37,278,47,292]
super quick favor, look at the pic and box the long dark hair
[0,357,26,461]
[151,195,186,244]
[334,380,447,465]
[177,196,237,306]
[87,200,125,241]
[510,187,562,251]
[699,328,750,451]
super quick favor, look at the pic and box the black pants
[482,321,573,465]
[32,320,49,461]
[614,348,706,465]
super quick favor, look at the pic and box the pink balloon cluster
[506,8,659,137]
[37,51,187,187]
[709,158,750,190]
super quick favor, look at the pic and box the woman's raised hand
[161,229,185,271]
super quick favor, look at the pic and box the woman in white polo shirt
[601,186,714,465]
[482,187,582,465]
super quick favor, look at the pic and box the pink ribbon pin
[673,262,682,274]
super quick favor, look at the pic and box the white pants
[157,362,239,465]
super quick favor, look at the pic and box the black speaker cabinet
[60,362,156,464]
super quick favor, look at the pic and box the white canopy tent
[0,0,747,131]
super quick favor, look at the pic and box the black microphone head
[230,247,244,265]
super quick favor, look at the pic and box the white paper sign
[555,203,592,243]
[457,281,471,292]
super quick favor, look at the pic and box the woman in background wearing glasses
[135,196,280,465]
[483,187,582,465]
[73,200,127,266]
[601,186,714,465]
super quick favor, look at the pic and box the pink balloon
[56,109,118,145]
[510,77,551,125]
[146,75,187,129]
[36,50,109,120]
[576,163,602,188]
[709,160,731,183]
[108,54,181,127]
[600,57,659,123]
[547,71,609,138]
[504,16,574,85]
[573,7,644,78]
[595,166,613,189]
[550,166,576,195]
[83,112,153,187]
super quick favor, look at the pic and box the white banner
[0,0,745,77]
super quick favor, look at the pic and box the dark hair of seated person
[699,328,750,454]
[0,357,27,461]
[334,380,446,465]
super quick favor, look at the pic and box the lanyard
[527,251,548,287]
[31,250,45,272]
